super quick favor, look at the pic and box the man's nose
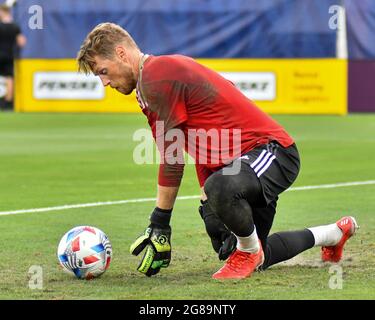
[99,76,110,87]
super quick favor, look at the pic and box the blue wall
[345,0,375,59]
[12,0,338,59]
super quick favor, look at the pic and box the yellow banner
[199,58,347,115]
[15,58,347,115]
[15,59,138,113]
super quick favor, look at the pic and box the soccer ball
[57,226,112,280]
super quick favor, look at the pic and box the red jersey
[135,54,294,187]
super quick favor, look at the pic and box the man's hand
[199,200,237,260]
[130,208,172,277]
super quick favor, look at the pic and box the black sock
[261,229,315,270]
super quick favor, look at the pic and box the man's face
[93,54,137,95]
[0,9,12,23]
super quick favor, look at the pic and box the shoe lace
[227,251,253,271]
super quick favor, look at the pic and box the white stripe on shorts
[256,155,276,177]
[250,150,276,177]
[250,150,267,169]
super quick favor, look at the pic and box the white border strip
[0,180,374,217]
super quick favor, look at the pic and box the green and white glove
[130,207,172,277]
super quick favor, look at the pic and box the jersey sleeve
[155,126,185,188]
[15,24,21,35]
[142,79,188,137]
[158,162,185,187]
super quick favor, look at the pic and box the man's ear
[115,45,128,62]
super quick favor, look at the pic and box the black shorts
[0,59,14,77]
[240,141,300,207]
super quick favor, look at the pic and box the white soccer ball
[57,226,112,280]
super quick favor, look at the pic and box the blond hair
[77,22,139,74]
[0,4,11,15]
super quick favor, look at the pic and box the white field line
[0,180,374,217]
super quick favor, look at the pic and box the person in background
[0,3,26,111]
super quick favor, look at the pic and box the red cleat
[321,216,359,263]
[212,242,264,280]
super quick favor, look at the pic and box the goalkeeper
[77,23,359,279]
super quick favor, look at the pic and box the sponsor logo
[220,72,276,101]
[33,72,104,100]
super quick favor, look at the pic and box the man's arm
[157,185,180,210]
[130,130,184,277]
[155,125,185,208]
[16,33,26,48]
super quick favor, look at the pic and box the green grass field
[0,112,374,300]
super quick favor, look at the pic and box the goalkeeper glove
[199,200,237,260]
[130,207,172,277]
